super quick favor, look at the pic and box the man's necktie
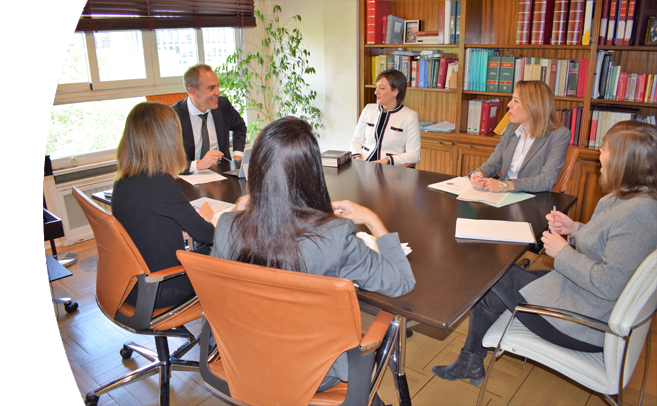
[199,113,210,159]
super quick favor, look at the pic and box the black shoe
[432,349,485,386]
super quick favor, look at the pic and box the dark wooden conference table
[95,159,576,405]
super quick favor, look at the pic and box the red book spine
[366,1,376,44]
[637,73,647,101]
[516,0,534,45]
[531,0,547,44]
[623,0,637,45]
[599,0,611,45]
[366,1,392,45]
[616,72,628,101]
[606,0,618,45]
[438,57,456,89]
[576,58,589,98]
[566,0,585,45]
[616,0,628,45]
[382,15,388,44]
[589,112,598,147]
[551,0,570,45]
[480,102,491,134]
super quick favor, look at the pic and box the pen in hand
[548,205,556,233]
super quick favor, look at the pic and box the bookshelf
[358,0,657,222]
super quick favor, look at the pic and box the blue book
[419,60,427,88]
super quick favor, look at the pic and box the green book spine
[566,60,579,97]
[432,58,440,88]
[486,56,501,92]
[499,56,515,93]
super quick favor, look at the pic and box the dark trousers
[125,244,211,308]
[464,265,604,357]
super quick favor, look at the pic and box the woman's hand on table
[541,230,569,258]
[198,202,215,222]
[234,194,251,211]
[332,200,389,238]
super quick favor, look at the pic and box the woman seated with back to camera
[210,116,416,395]
[432,120,657,386]
[470,80,571,193]
[351,69,421,166]
[112,102,215,308]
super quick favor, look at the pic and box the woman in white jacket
[351,69,421,166]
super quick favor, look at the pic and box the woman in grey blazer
[210,116,415,399]
[470,80,571,193]
[433,121,657,386]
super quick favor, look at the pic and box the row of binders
[593,51,657,103]
[466,99,502,134]
[465,51,590,98]
[372,50,459,89]
[516,0,595,45]
[586,108,657,149]
[598,0,657,46]
[366,0,462,45]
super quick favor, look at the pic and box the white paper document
[179,170,226,185]
[356,232,412,256]
[455,218,536,244]
[420,121,456,132]
[456,187,508,206]
[428,176,472,195]
[189,197,235,226]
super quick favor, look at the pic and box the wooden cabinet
[358,0,655,222]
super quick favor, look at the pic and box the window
[50,28,238,165]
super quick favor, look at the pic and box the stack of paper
[455,218,536,243]
[428,176,535,208]
[420,121,456,132]
[356,232,412,256]
[190,197,235,226]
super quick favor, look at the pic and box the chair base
[84,334,200,406]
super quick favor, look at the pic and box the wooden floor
[50,240,657,406]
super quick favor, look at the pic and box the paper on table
[455,218,536,243]
[421,121,456,132]
[190,197,235,226]
[356,232,412,256]
[456,187,508,206]
[427,176,472,195]
[179,170,226,185]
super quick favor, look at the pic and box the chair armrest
[514,304,617,336]
[145,265,186,283]
[360,310,395,354]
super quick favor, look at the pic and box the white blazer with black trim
[350,103,421,166]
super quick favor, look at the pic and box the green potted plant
[215,1,323,143]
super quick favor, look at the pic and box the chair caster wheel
[64,302,79,313]
[85,392,99,406]
[120,346,133,359]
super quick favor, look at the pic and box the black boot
[432,349,486,386]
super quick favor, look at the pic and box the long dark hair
[229,117,335,272]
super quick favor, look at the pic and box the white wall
[243,0,359,152]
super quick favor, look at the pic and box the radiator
[52,163,116,246]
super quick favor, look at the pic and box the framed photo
[403,20,421,44]
[646,16,657,46]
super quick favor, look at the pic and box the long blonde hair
[116,102,187,179]
[515,80,561,139]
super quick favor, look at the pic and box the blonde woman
[112,102,215,307]
[470,80,571,193]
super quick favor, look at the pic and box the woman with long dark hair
[211,116,415,393]
[432,121,657,386]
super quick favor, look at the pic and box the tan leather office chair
[177,250,398,406]
[552,145,579,193]
[72,187,203,406]
[146,92,188,105]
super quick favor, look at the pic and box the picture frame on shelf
[646,17,657,45]
[403,20,420,44]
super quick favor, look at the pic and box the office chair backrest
[177,251,363,406]
[72,187,150,318]
[604,249,657,389]
[553,145,579,193]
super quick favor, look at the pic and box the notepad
[428,177,535,208]
[455,218,536,244]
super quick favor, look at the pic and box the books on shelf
[386,15,405,44]
[531,0,556,45]
[516,0,534,45]
[321,151,352,167]
[516,0,594,45]
[599,0,654,45]
[467,98,501,135]
[551,0,569,44]
[593,50,657,102]
[587,107,640,149]
[366,0,392,45]
[566,0,586,45]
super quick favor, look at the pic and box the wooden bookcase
[358,0,657,222]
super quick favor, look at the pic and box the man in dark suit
[172,63,247,173]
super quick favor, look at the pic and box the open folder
[455,218,536,244]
